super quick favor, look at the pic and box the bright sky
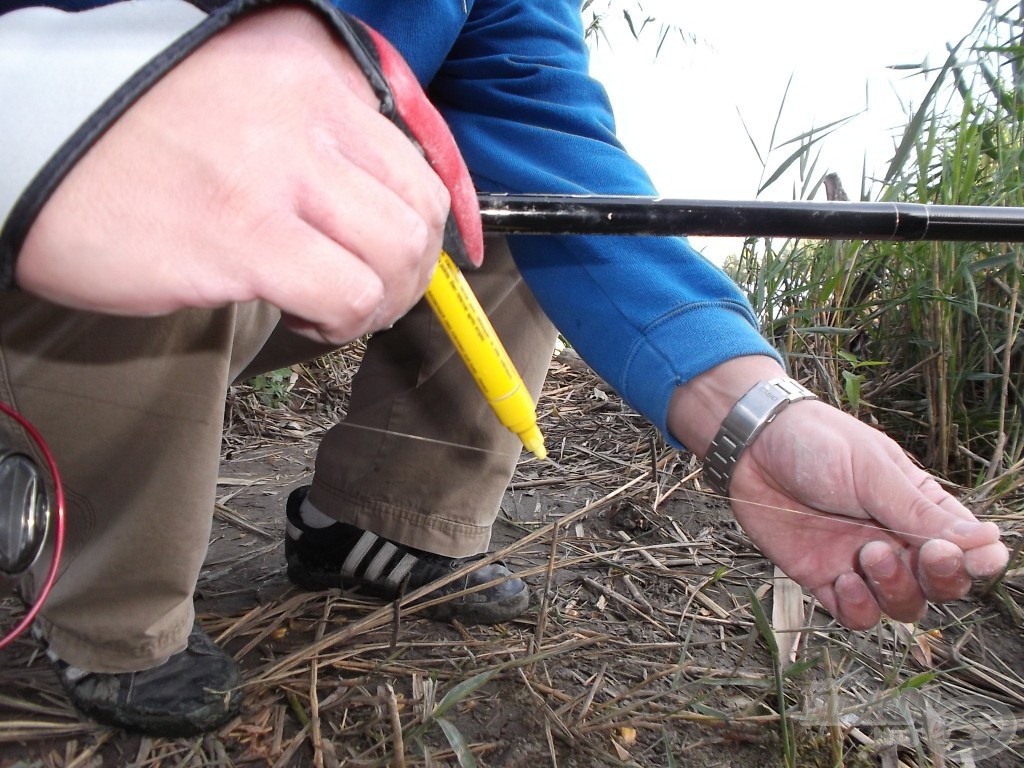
[587,0,986,261]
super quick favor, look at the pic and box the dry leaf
[612,738,630,760]
[895,622,936,667]
[771,566,804,668]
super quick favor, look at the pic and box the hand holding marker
[327,12,546,458]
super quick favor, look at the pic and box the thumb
[852,438,1001,552]
[357,23,483,267]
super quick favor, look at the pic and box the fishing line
[337,420,528,459]
[338,422,954,546]
[0,412,975,651]
[696,492,935,545]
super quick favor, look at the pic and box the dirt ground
[1,352,1022,767]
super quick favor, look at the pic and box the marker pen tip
[519,426,547,461]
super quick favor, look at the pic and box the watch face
[0,451,49,576]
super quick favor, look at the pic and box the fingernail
[834,572,862,600]
[931,556,960,577]
[951,521,986,538]
[862,547,898,578]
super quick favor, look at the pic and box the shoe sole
[71,693,242,738]
[286,555,530,625]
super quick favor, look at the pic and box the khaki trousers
[0,239,555,672]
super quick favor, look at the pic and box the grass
[725,1,1024,502]
[1,350,1021,767]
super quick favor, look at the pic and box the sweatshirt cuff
[620,301,783,450]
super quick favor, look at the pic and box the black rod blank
[477,194,1024,242]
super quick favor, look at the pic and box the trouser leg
[307,237,557,558]
[0,296,279,672]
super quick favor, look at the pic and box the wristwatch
[702,378,817,497]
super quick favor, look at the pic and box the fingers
[917,538,971,602]
[852,437,999,547]
[217,37,452,341]
[301,107,450,323]
[249,219,410,345]
[204,103,447,342]
[821,543,926,630]
[854,449,1010,590]
[190,10,452,336]
[964,540,1010,580]
[822,536,1002,631]
[858,541,926,623]
[830,572,881,631]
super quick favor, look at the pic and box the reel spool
[0,449,50,578]
[0,401,64,650]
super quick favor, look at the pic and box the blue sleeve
[430,0,781,447]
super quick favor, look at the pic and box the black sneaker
[45,623,242,737]
[285,487,529,624]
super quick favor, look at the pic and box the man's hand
[670,357,1009,630]
[17,7,460,344]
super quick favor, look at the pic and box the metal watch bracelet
[702,377,817,497]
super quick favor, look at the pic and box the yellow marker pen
[424,250,547,460]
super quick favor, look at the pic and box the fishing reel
[0,448,49,577]
[0,400,64,650]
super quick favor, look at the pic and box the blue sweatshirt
[0,0,780,447]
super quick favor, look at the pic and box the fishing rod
[477,193,1024,242]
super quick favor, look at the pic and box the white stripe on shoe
[341,531,379,578]
[363,542,398,582]
[337,532,419,591]
[386,554,417,590]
